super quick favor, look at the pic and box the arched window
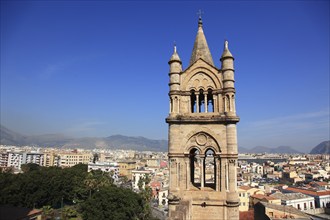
[189,148,201,187]
[226,95,230,112]
[207,89,214,112]
[223,97,226,112]
[191,89,215,113]
[231,95,235,112]
[190,90,196,113]
[199,89,205,112]
[204,149,216,190]
[170,98,173,113]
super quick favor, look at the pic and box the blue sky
[1,0,329,152]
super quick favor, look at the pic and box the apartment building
[132,168,153,191]
[23,152,44,166]
[0,151,9,168]
[58,152,92,168]
[238,186,265,211]
[118,161,136,180]
[43,152,60,167]
[7,152,24,170]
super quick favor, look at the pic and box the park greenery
[0,164,155,220]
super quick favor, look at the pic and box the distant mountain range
[0,125,167,152]
[1,125,328,154]
[238,145,302,154]
[310,141,330,154]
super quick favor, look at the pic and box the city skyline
[1,1,329,151]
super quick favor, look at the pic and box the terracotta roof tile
[285,187,330,196]
[239,186,252,191]
[239,210,254,220]
[251,194,278,201]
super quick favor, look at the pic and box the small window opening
[190,90,196,113]
[199,89,205,113]
[204,149,216,190]
[190,148,201,187]
[207,89,214,112]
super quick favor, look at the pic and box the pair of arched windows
[189,148,217,190]
[190,89,214,113]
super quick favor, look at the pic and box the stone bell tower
[166,17,240,220]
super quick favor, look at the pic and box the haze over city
[1,0,329,152]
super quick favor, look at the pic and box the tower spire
[189,12,214,66]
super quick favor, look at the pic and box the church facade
[166,17,240,219]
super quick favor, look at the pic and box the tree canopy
[0,163,153,219]
[81,186,145,220]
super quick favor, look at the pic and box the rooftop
[284,187,330,197]
[251,194,278,201]
[257,202,310,219]
[271,192,313,201]
[239,185,252,191]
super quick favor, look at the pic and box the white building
[271,192,315,211]
[7,152,24,170]
[0,151,9,167]
[256,164,264,175]
[283,187,330,209]
[23,152,44,166]
[88,162,119,181]
[158,187,169,206]
[132,169,153,191]
[5,151,46,170]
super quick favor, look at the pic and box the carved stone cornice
[226,201,240,207]
[168,153,186,158]
[166,115,239,124]
[222,88,236,93]
[219,154,238,159]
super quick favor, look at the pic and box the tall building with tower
[166,16,240,219]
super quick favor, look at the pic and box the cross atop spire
[197,9,203,26]
[189,11,214,66]
[197,9,204,19]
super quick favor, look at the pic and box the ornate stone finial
[220,39,233,60]
[225,40,229,50]
[174,41,177,53]
[169,41,181,63]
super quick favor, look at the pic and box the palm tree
[84,170,113,197]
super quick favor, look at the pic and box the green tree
[0,164,89,209]
[80,186,145,220]
[84,170,113,198]
[21,163,41,173]
[42,205,54,220]
[62,206,79,219]
[136,174,153,219]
